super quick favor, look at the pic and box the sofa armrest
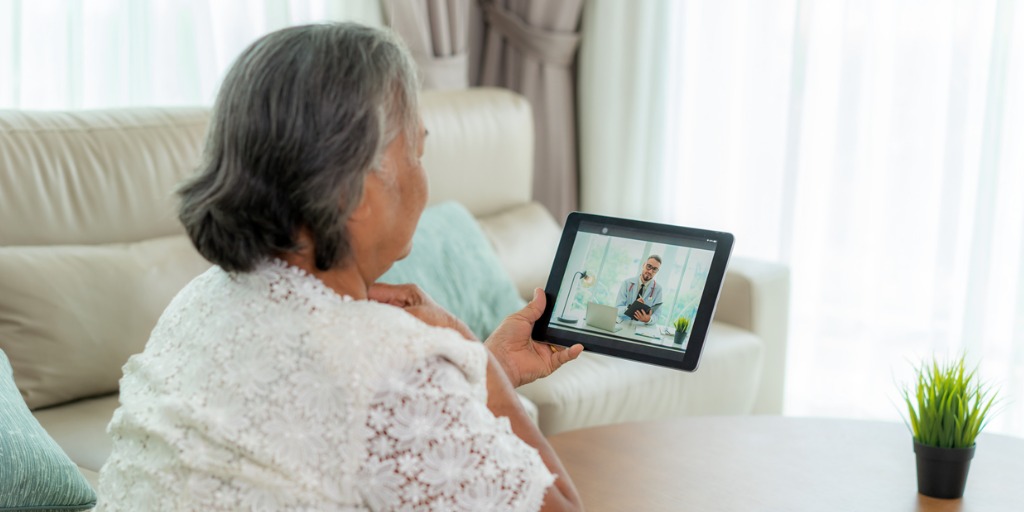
[715,257,791,414]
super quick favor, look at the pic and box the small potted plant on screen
[673,317,690,345]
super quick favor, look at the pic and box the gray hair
[179,23,419,272]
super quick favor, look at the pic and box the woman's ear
[348,173,379,222]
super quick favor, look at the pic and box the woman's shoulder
[252,261,486,381]
[157,260,486,382]
[176,259,351,318]
[329,299,487,385]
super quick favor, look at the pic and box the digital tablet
[533,212,734,372]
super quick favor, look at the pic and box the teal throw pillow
[379,201,526,339]
[0,349,97,511]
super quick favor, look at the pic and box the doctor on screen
[616,255,664,324]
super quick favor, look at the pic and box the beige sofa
[0,87,789,487]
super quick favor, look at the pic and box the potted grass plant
[673,317,690,345]
[901,356,998,499]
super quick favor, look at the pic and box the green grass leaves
[674,316,690,332]
[902,357,998,449]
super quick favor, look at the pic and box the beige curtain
[477,0,583,222]
[383,0,471,89]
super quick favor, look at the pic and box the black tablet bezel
[533,212,734,372]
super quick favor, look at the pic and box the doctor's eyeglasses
[644,263,660,273]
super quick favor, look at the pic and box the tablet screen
[533,212,733,371]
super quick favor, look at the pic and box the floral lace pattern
[96,260,553,511]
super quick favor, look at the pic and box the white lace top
[96,260,553,511]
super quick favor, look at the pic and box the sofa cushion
[0,235,210,409]
[476,202,562,301]
[33,394,120,474]
[0,108,208,246]
[420,88,534,218]
[378,201,526,339]
[0,349,97,510]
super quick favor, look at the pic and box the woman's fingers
[368,282,426,306]
[545,343,584,366]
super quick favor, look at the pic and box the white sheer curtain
[0,0,383,109]
[580,0,1024,437]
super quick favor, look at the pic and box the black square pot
[913,440,975,499]
[673,329,686,345]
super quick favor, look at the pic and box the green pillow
[379,201,526,339]
[0,349,96,511]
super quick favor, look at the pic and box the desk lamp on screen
[557,270,595,323]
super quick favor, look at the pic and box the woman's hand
[485,288,584,387]
[368,283,477,341]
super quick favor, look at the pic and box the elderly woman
[95,23,584,511]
